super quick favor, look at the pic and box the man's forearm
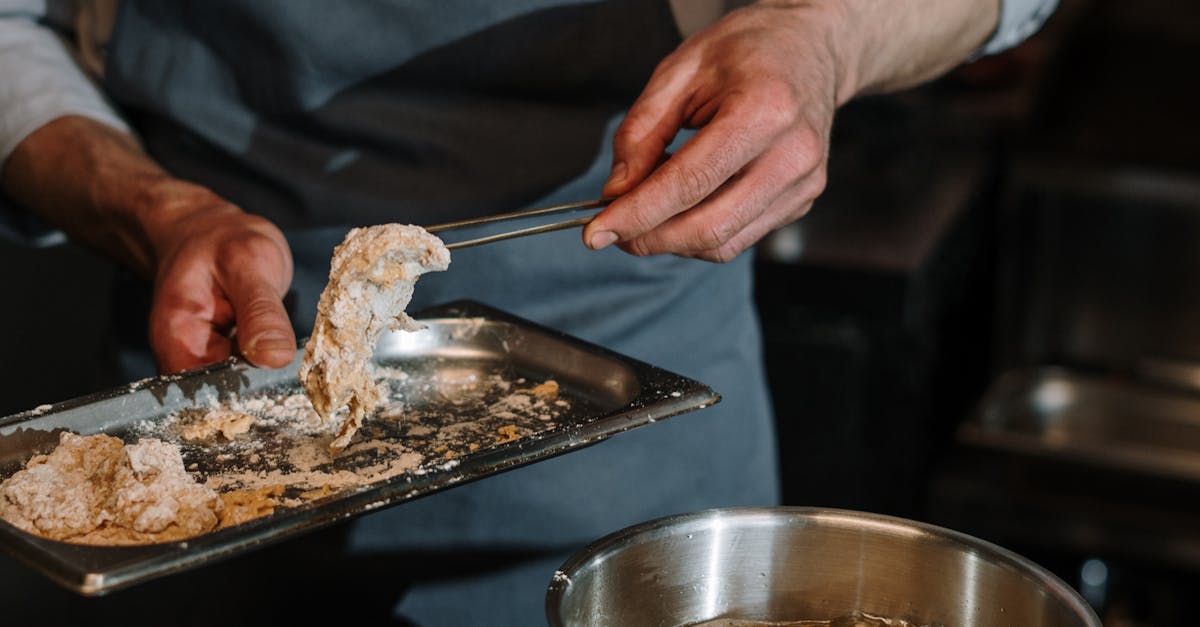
[0,115,218,278]
[820,0,1002,104]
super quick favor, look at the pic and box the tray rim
[0,299,720,595]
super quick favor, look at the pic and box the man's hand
[585,3,837,262]
[2,115,297,373]
[145,195,295,372]
[584,0,999,261]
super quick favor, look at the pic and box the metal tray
[959,366,1200,481]
[0,300,719,595]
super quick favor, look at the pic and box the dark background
[2,1,1199,625]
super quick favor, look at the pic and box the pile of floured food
[0,432,223,545]
[299,224,450,452]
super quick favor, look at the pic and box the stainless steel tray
[960,366,1200,481]
[0,300,719,595]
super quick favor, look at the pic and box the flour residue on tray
[164,366,570,525]
[1,360,575,546]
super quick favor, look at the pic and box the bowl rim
[544,506,1101,627]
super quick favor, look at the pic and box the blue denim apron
[105,2,779,623]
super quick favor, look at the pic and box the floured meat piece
[0,432,222,545]
[179,408,255,442]
[300,224,450,452]
[217,485,284,528]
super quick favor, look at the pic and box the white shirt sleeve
[0,0,131,169]
[980,0,1060,55]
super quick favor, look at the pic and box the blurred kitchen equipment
[927,4,1200,622]
[948,101,1200,566]
[991,164,1200,382]
[546,507,1100,627]
[961,366,1200,481]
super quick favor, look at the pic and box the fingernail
[243,331,295,365]
[606,161,628,188]
[589,230,619,250]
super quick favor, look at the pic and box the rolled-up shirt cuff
[977,0,1059,56]
[0,16,131,168]
[0,97,130,166]
[0,11,132,243]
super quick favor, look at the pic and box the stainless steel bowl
[546,507,1100,627]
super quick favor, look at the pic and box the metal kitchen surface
[0,300,719,595]
[960,366,1200,481]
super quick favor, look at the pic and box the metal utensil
[426,198,611,250]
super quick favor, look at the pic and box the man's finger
[226,270,296,369]
[149,286,235,373]
[618,129,826,257]
[602,96,684,200]
[600,53,702,200]
[687,187,819,264]
[588,97,779,251]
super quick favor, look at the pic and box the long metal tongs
[426,198,611,250]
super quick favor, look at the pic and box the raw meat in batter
[299,224,450,452]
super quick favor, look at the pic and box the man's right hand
[2,115,297,373]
